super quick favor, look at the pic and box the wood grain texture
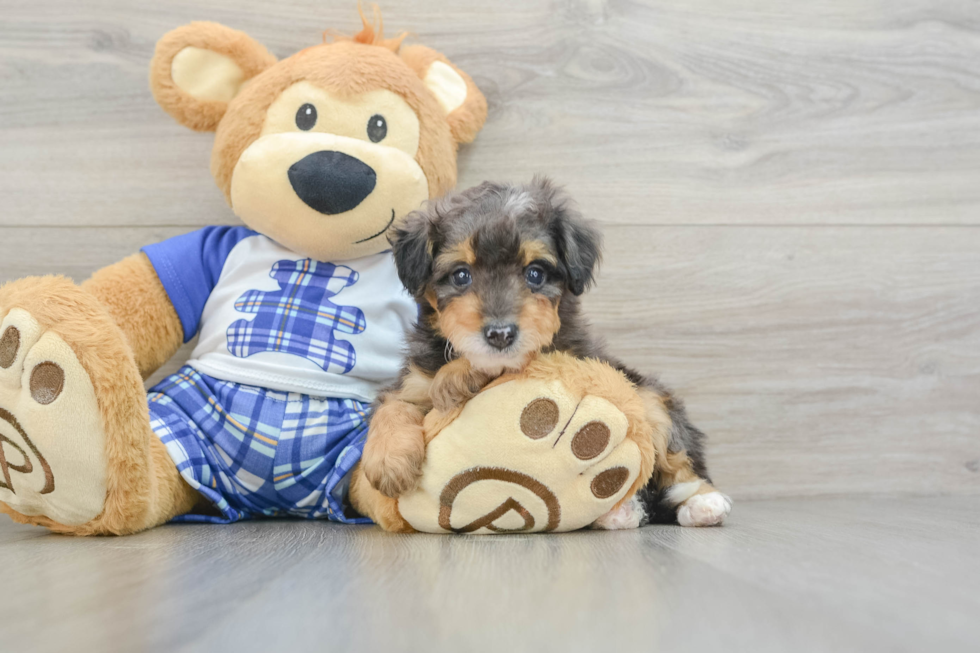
[0,496,977,652]
[588,225,980,497]
[3,0,980,226]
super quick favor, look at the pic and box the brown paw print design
[398,377,642,534]
[0,309,109,525]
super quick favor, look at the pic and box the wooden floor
[0,496,976,652]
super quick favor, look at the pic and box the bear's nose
[288,150,377,215]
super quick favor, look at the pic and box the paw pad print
[0,308,108,525]
[398,377,642,534]
[227,259,366,373]
[519,397,631,500]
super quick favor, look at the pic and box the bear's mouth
[353,209,396,244]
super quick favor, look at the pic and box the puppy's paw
[429,361,492,413]
[677,491,732,527]
[361,428,426,499]
[592,495,645,530]
[429,380,472,414]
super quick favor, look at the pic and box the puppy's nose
[288,150,377,215]
[484,324,518,350]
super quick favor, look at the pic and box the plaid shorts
[147,366,371,524]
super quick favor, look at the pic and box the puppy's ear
[390,210,435,299]
[537,177,602,296]
[150,22,277,132]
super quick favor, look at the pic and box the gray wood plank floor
[0,497,976,652]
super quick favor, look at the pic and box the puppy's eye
[525,265,546,288]
[296,103,317,131]
[451,267,472,287]
[367,114,387,142]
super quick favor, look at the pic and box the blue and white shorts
[147,366,371,524]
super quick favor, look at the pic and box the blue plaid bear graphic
[227,259,366,373]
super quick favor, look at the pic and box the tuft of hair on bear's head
[322,2,408,52]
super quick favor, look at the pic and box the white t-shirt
[143,227,416,402]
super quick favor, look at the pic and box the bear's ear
[149,22,277,132]
[399,45,488,144]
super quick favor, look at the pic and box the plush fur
[0,277,198,535]
[80,253,184,380]
[398,44,488,145]
[150,21,278,132]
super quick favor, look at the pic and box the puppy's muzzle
[484,324,518,350]
[288,150,377,215]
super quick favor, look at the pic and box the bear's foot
[0,277,197,534]
[397,360,653,534]
[0,308,108,526]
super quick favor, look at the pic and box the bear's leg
[0,277,199,535]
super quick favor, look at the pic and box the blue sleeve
[142,226,257,342]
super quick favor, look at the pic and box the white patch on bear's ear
[423,60,468,115]
[171,46,246,103]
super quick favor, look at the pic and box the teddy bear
[0,9,728,535]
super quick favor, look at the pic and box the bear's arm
[80,253,184,379]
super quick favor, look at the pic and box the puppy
[356,177,732,530]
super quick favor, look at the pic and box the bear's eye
[367,114,387,142]
[296,103,317,131]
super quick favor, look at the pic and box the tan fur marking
[394,365,435,409]
[517,294,561,353]
[637,387,721,500]
[423,288,439,312]
[438,293,483,343]
[360,399,426,498]
[655,448,719,499]
[434,237,476,275]
[521,241,557,267]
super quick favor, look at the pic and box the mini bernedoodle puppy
[360,177,732,529]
